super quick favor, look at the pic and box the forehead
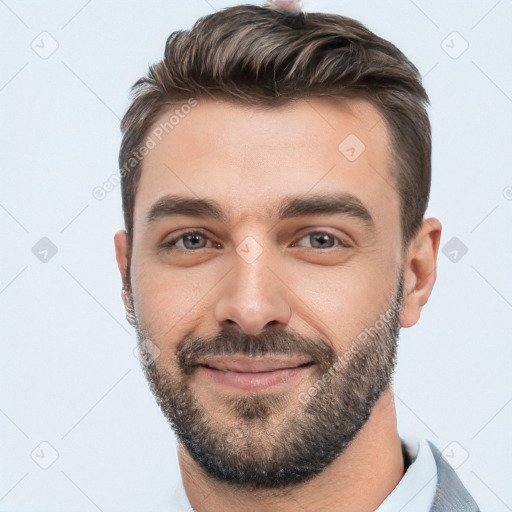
[134,97,397,230]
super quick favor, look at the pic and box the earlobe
[399,218,442,328]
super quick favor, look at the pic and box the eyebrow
[146,192,374,229]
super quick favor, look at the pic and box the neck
[178,387,404,512]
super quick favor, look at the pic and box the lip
[195,356,315,391]
[196,354,314,373]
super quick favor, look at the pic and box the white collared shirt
[374,434,438,512]
[170,434,438,512]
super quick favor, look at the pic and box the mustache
[176,326,336,374]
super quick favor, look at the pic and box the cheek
[293,262,397,347]
[131,261,218,349]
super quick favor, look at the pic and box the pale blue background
[1,1,511,510]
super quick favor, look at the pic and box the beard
[128,278,403,490]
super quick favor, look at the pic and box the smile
[195,356,316,391]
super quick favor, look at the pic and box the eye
[162,231,221,252]
[291,231,351,250]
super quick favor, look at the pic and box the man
[113,2,480,510]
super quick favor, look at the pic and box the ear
[114,230,136,326]
[399,218,442,328]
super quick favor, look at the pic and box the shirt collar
[375,434,438,512]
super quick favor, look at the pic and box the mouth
[194,355,316,391]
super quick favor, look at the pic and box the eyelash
[162,230,351,252]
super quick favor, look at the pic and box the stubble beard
[130,279,403,490]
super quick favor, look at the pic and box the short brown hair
[119,4,430,247]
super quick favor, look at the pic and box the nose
[214,241,292,336]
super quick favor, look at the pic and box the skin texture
[114,97,442,511]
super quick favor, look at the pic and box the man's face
[121,98,405,487]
